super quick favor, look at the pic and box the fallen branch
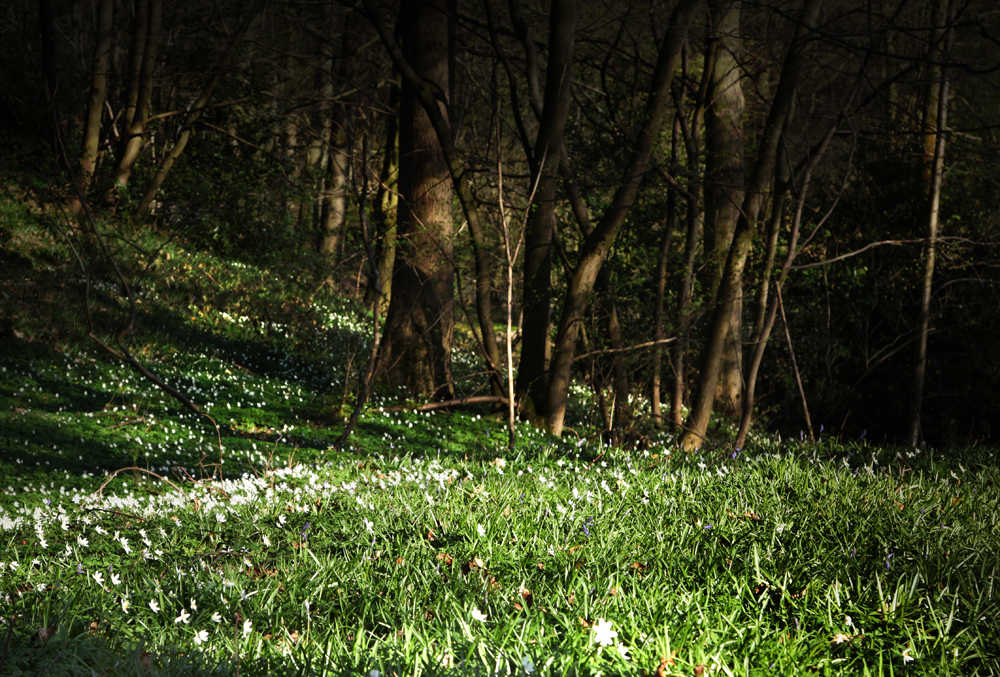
[573,337,676,361]
[93,466,185,498]
[378,395,511,412]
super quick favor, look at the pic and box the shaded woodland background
[2,0,1000,449]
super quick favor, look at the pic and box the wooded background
[2,0,999,449]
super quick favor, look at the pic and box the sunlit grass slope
[1,206,999,676]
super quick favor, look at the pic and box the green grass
[1,203,999,675]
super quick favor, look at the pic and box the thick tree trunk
[681,0,823,451]
[545,0,697,437]
[364,0,504,399]
[702,0,745,418]
[514,0,577,414]
[70,0,114,215]
[378,0,456,400]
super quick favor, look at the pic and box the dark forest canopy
[2,0,1000,448]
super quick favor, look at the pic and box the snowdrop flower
[262,535,271,547]
[92,571,105,586]
[111,573,121,586]
[616,643,630,660]
[520,655,535,674]
[370,671,381,677]
[592,618,618,646]
[194,629,210,645]
[149,600,160,613]
[175,609,191,624]
[471,607,487,622]
[242,619,253,636]
[121,598,130,613]
[119,538,132,554]
[364,519,374,534]
[190,598,197,611]
[77,535,89,548]
[477,524,486,538]
[212,612,222,623]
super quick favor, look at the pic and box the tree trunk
[651,184,675,425]
[132,8,257,221]
[681,0,823,451]
[38,0,61,164]
[70,0,114,215]
[364,0,504,399]
[514,0,577,415]
[907,0,951,446]
[110,0,162,209]
[319,6,361,256]
[702,0,745,418]
[365,98,399,317]
[545,0,697,437]
[670,40,713,432]
[378,0,456,400]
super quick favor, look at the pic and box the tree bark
[514,0,577,414]
[110,0,162,209]
[702,0,745,418]
[364,96,399,317]
[651,170,676,425]
[907,0,951,446]
[669,40,713,432]
[377,0,457,400]
[681,0,823,451]
[545,0,698,437]
[319,6,361,255]
[38,0,61,164]
[133,8,258,221]
[364,0,505,399]
[70,0,114,215]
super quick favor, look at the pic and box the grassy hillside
[1,201,998,676]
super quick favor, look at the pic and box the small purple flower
[77,562,84,575]
[582,517,593,537]
[519,492,524,503]
[886,553,893,570]
[302,523,311,541]
[820,424,824,433]
[861,429,867,441]
[703,524,713,529]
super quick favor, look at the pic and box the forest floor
[1,200,998,675]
